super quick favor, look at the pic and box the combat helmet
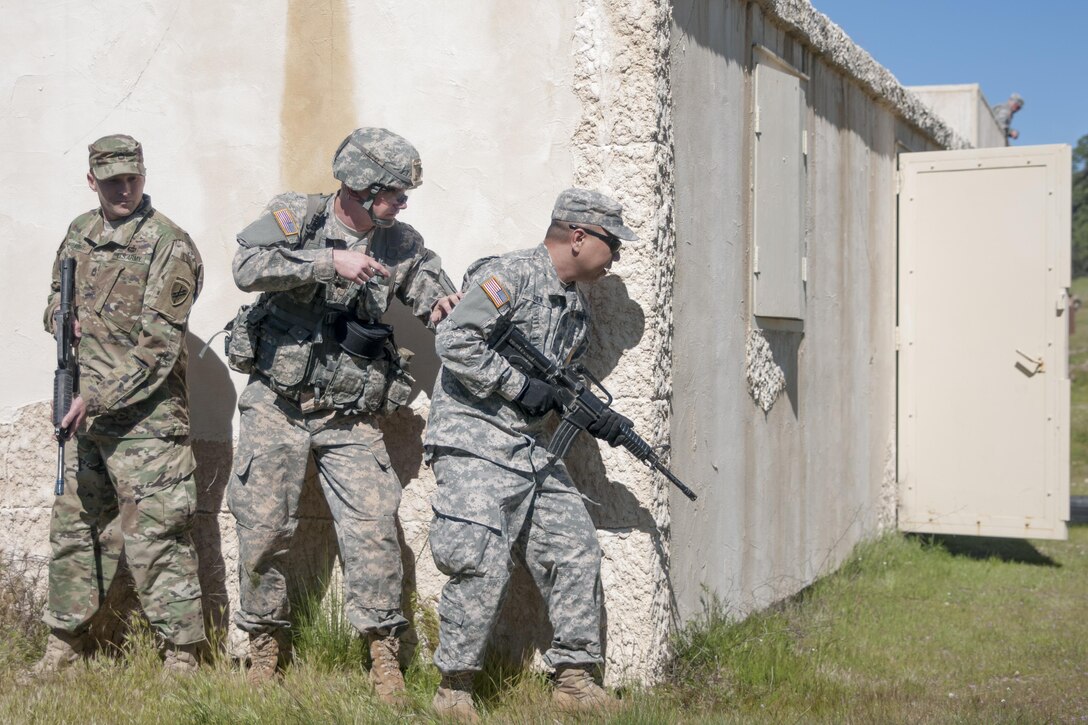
[332,127,422,228]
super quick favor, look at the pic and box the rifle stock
[488,316,698,501]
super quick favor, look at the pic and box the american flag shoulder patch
[480,276,510,309]
[272,208,299,236]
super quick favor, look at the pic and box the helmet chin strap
[363,184,395,228]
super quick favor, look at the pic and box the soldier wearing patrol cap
[423,188,637,720]
[224,127,460,700]
[34,134,207,676]
[992,92,1025,142]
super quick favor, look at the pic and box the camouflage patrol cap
[332,127,422,190]
[1010,92,1024,106]
[88,134,145,180]
[552,188,637,241]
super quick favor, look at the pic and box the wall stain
[281,0,356,192]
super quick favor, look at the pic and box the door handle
[1015,349,1045,376]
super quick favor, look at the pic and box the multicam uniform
[227,191,451,636]
[424,243,604,674]
[43,194,205,646]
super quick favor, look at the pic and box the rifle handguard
[488,315,698,501]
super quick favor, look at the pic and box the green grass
[1070,277,1088,496]
[3,527,1086,723]
[2,292,1085,721]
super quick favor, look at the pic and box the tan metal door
[898,144,1070,540]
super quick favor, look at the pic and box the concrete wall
[0,0,675,683]
[908,84,1006,148]
[667,0,955,624]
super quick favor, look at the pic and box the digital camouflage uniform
[227,189,452,637]
[992,93,1024,141]
[424,243,607,674]
[43,185,206,646]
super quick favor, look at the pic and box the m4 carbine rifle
[488,315,697,501]
[52,257,78,496]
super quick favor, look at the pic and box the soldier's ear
[86,171,98,193]
[569,227,585,254]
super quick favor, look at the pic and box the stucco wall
[668,0,950,624]
[0,0,674,683]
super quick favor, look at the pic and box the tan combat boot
[367,633,408,706]
[163,641,202,674]
[432,671,479,723]
[22,630,89,681]
[553,664,618,714]
[246,630,285,685]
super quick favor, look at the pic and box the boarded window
[752,45,808,321]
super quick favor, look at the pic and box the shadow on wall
[185,333,236,636]
[383,300,443,410]
[753,324,801,417]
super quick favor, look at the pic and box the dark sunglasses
[569,224,621,253]
[378,187,410,205]
[343,185,409,205]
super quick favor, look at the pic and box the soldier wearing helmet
[224,128,460,700]
[331,127,423,228]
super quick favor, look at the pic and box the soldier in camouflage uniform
[424,188,637,720]
[35,134,206,676]
[225,127,459,701]
[992,92,1024,142]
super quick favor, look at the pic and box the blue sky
[809,1,1088,150]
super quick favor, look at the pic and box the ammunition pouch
[315,341,415,413]
[224,304,266,374]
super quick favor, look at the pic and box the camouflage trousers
[227,378,407,636]
[428,452,603,674]
[44,433,205,645]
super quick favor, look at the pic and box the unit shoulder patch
[170,278,193,307]
[480,276,510,309]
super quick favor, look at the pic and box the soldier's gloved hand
[515,378,562,417]
[587,410,632,447]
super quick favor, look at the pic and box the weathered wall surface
[667,0,950,623]
[1,0,988,687]
[0,0,673,683]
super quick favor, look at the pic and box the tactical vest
[225,194,414,414]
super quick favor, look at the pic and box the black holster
[335,317,394,359]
